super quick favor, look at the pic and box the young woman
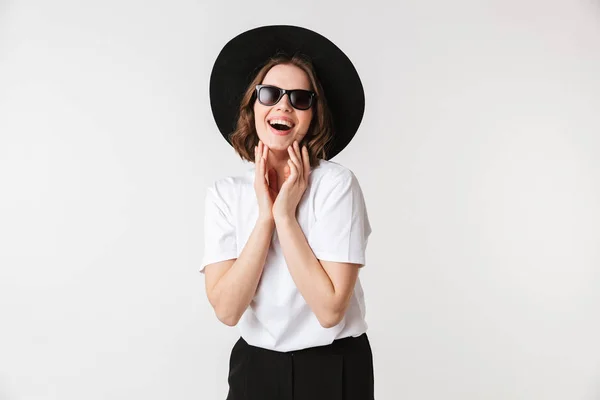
[200,25,374,400]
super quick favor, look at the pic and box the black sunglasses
[255,85,316,110]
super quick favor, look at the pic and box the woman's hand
[254,141,278,222]
[273,140,310,222]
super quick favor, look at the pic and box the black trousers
[226,333,375,400]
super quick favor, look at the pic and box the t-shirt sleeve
[199,181,238,274]
[307,170,372,267]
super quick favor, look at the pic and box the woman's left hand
[273,140,310,222]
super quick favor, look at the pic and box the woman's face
[253,64,314,152]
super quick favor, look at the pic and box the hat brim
[209,25,364,160]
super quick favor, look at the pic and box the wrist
[274,213,295,225]
[257,215,275,226]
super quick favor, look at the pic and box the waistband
[238,332,369,356]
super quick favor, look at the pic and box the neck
[266,148,289,172]
[264,149,290,191]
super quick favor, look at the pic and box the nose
[276,93,293,112]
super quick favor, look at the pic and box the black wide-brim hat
[209,25,365,160]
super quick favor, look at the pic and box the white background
[1,0,599,399]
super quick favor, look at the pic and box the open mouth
[268,118,295,132]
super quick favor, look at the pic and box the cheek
[254,103,269,122]
[253,105,265,128]
[300,112,313,130]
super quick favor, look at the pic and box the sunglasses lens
[258,86,281,105]
[290,91,312,110]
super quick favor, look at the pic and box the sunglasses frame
[255,84,316,110]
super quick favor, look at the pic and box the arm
[204,217,275,326]
[203,141,280,327]
[274,215,359,328]
[272,142,369,328]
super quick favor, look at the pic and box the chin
[264,140,291,151]
[260,132,295,147]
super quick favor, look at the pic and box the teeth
[269,119,293,128]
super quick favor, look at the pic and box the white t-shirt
[199,159,372,352]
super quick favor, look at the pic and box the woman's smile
[268,123,293,136]
[267,115,296,136]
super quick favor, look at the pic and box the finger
[255,145,262,181]
[287,159,298,182]
[293,140,302,160]
[264,158,270,185]
[302,145,310,178]
[287,144,302,177]
[284,164,291,181]
[263,144,270,181]
[293,141,304,180]
[294,141,305,176]
[261,157,267,186]
[256,141,261,162]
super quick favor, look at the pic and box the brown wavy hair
[229,53,334,168]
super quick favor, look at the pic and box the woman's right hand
[254,141,278,221]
